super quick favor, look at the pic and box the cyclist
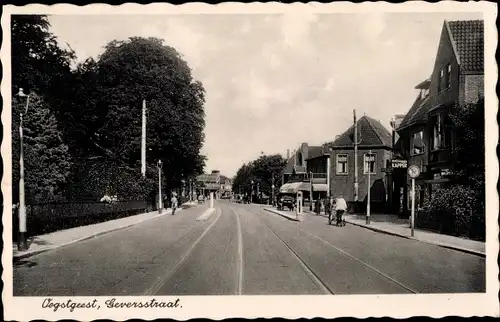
[335,194,347,226]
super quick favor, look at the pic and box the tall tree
[11,15,75,101]
[12,94,72,204]
[69,37,206,196]
[233,154,287,196]
[11,15,75,203]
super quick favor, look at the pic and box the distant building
[396,19,484,212]
[196,170,232,199]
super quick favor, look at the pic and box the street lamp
[189,179,192,202]
[251,180,254,203]
[16,88,30,251]
[271,176,275,207]
[157,160,163,214]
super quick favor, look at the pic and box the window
[432,114,446,150]
[412,131,425,155]
[438,69,444,92]
[364,153,376,174]
[336,154,348,174]
[444,63,452,89]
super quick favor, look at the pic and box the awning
[279,182,329,193]
[279,182,302,193]
[312,184,328,192]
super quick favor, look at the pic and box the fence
[415,209,485,242]
[12,200,149,242]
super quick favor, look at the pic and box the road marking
[249,209,334,295]
[296,226,418,294]
[235,208,244,295]
[144,208,222,296]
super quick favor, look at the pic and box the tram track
[144,207,222,296]
[234,204,334,294]
[251,205,418,294]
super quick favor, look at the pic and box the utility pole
[326,151,331,198]
[141,99,146,177]
[354,109,359,204]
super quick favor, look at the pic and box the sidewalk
[12,206,186,260]
[263,207,302,222]
[264,207,485,257]
[344,214,485,257]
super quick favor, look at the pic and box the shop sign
[391,159,408,169]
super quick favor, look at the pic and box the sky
[47,11,482,177]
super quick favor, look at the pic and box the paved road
[13,202,485,296]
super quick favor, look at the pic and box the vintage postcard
[1,2,498,320]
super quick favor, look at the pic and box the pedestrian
[328,197,336,225]
[314,198,321,215]
[171,192,179,215]
[335,193,348,226]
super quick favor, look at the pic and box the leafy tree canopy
[449,98,484,190]
[233,154,287,197]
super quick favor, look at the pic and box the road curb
[264,208,300,222]
[13,209,180,261]
[345,220,486,258]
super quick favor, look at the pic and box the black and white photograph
[2,2,498,320]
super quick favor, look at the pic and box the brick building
[327,115,393,213]
[396,20,484,211]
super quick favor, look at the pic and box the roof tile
[447,20,484,72]
[329,115,392,148]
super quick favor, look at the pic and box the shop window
[364,153,376,174]
[336,154,348,174]
[412,131,425,155]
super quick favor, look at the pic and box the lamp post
[309,171,313,211]
[251,180,254,203]
[157,160,163,214]
[366,150,372,225]
[257,182,260,202]
[189,179,192,202]
[271,176,275,207]
[16,88,30,251]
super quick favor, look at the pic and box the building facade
[279,143,329,201]
[327,115,393,213]
[396,20,484,211]
[196,170,232,199]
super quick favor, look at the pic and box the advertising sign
[391,159,408,169]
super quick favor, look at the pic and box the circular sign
[407,165,421,179]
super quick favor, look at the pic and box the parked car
[278,195,295,211]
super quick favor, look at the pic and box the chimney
[287,149,290,159]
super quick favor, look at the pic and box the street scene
[14,201,484,296]
[5,5,492,310]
